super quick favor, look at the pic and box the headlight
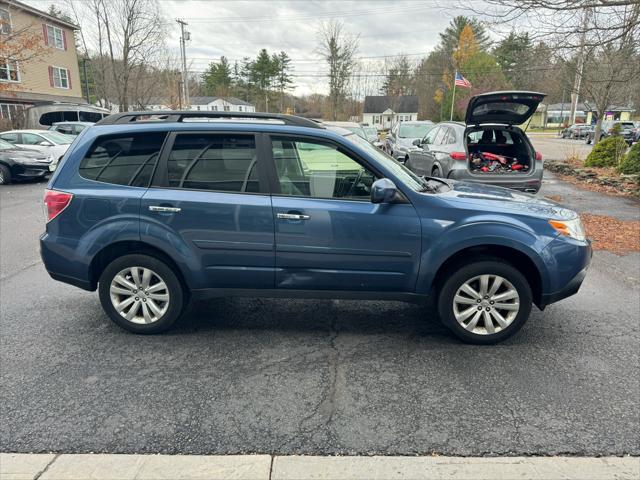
[549,217,586,241]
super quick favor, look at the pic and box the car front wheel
[0,164,11,185]
[437,259,532,344]
[98,254,185,334]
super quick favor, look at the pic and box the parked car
[385,121,434,162]
[405,91,545,193]
[362,125,383,148]
[322,121,368,140]
[560,124,591,139]
[41,110,591,344]
[585,121,636,145]
[0,139,53,185]
[0,130,74,170]
[49,121,94,136]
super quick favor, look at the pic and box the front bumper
[13,163,52,179]
[539,238,592,308]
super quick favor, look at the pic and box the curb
[1,453,639,480]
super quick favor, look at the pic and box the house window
[212,105,218,111]
[196,106,201,111]
[0,60,19,82]
[51,66,69,89]
[224,105,230,112]
[238,106,242,112]
[0,7,11,34]
[46,25,65,50]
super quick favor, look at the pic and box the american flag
[454,71,472,88]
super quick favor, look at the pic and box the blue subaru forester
[41,106,591,344]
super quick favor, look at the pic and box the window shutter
[62,30,67,50]
[43,24,49,45]
[67,69,72,89]
[48,66,54,87]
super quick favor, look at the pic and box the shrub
[584,136,628,168]
[618,142,640,174]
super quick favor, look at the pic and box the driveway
[1,179,638,456]
[529,134,593,162]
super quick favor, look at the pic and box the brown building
[1,0,85,125]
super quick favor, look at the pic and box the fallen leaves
[580,214,640,255]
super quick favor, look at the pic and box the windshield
[41,132,74,144]
[343,133,424,191]
[399,123,432,138]
[0,139,17,150]
[364,127,377,137]
[344,126,368,140]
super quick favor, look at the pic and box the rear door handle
[277,212,310,220]
[149,205,181,213]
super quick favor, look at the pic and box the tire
[98,254,185,334]
[0,164,11,185]
[437,259,532,344]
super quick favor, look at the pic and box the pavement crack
[504,404,523,448]
[34,453,60,480]
[0,260,41,282]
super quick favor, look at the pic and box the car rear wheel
[431,166,442,177]
[437,259,532,344]
[98,254,185,334]
[0,165,11,185]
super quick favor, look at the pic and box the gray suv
[384,121,434,162]
[405,91,545,193]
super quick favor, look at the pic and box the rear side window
[167,134,258,193]
[79,132,166,187]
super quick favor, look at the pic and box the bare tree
[67,0,166,111]
[317,20,359,120]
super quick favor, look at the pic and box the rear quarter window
[78,132,166,187]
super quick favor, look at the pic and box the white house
[362,96,419,130]
[188,96,255,113]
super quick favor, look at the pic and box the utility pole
[82,57,90,103]
[569,9,589,125]
[176,19,190,109]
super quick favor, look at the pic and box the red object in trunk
[535,152,543,161]
[480,166,489,172]
[511,164,524,170]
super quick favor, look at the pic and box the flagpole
[450,71,457,121]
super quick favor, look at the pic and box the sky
[26,0,510,96]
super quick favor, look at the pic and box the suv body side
[41,122,589,309]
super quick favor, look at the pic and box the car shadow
[172,296,452,340]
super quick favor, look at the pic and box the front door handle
[277,212,310,220]
[149,205,181,213]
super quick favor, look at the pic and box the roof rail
[96,110,324,129]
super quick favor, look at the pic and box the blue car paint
[41,121,591,307]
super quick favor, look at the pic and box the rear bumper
[448,168,543,192]
[40,233,96,291]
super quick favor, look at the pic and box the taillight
[450,151,467,161]
[535,152,543,161]
[44,189,73,222]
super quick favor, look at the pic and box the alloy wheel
[109,266,170,324]
[452,274,520,335]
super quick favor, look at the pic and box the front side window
[46,25,65,49]
[21,133,45,145]
[167,134,258,193]
[79,132,166,187]
[272,136,376,200]
[423,126,439,145]
[52,66,69,89]
[0,60,19,82]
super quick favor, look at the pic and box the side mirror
[39,141,53,146]
[371,178,399,204]
[412,139,421,146]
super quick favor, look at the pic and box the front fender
[416,218,555,295]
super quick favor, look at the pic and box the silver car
[405,91,545,193]
[384,121,434,162]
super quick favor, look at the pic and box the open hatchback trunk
[464,91,545,176]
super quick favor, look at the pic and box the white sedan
[0,130,75,170]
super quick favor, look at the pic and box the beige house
[0,0,84,124]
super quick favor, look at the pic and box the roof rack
[96,111,324,129]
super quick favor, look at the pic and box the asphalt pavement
[1,176,638,456]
